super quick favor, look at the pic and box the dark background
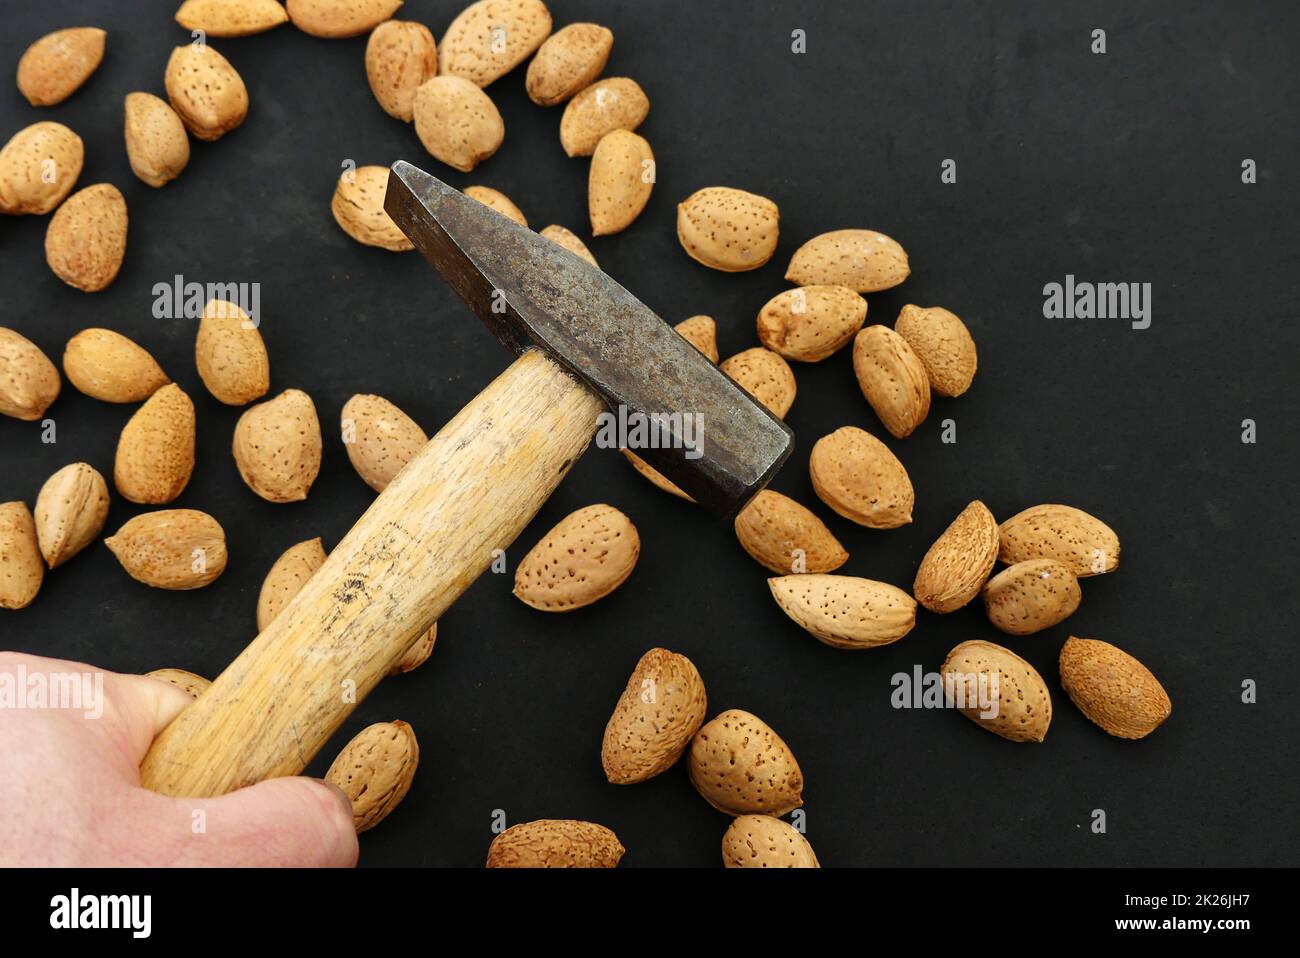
[2,0,1297,867]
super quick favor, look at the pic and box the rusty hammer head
[384,162,793,516]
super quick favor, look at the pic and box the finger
[108,673,200,763]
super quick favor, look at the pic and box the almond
[325,720,419,833]
[44,183,128,293]
[365,20,437,121]
[17,27,106,106]
[983,558,1081,636]
[913,500,998,613]
[719,347,796,419]
[0,503,43,610]
[114,384,196,504]
[722,816,819,869]
[176,0,290,37]
[1059,636,1171,740]
[675,315,718,362]
[894,304,977,398]
[390,622,437,675]
[145,667,212,697]
[464,185,526,226]
[526,22,612,106]
[232,388,323,503]
[164,44,248,141]
[256,536,328,631]
[486,820,624,868]
[940,640,1052,743]
[104,509,227,590]
[622,450,692,502]
[852,325,930,438]
[769,574,915,649]
[412,75,504,172]
[340,393,428,492]
[0,121,83,215]
[559,77,648,157]
[786,229,910,292]
[998,504,1120,577]
[33,462,109,569]
[688,709,803,816]
[123,92,190,189]
[439,0,552,88]
[286,0,403,39]
[539,224,598,268]
[809,425,913,528]
[734,490,848,574]
[331,164,413,252]
[63,328,169,403]
[677,187,780,273]
[195,298,270,405]
[588,129,653,236]
[758,285,866,362]
[0,328,61,421]
[513,503,639,611]
[602,647,707,784]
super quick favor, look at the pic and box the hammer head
[384,161,793,516]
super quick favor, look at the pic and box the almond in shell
[0,328,61,421]
[286,0,403,39]
[390,622,437,675]
[44,183,128,293]
[513,503,639,611]
[677,187,780,273]
[17,27,106,106]
[688,709,803,816]
[123,92,190,188]
[256,536,328,631]
[105,509,227,590]
[63,328,168,403]
[464,185,526,226]
[331,165,413,252]
[722,816,819,869]
[526,22,612,106]
[365,20,438,121]
[769,574,916,649]
[539,224,598,268]
[852,325,930,438]
[622,450,692,502]
[809,426,913,529]
[559,77,648,157]
[983,558,1081,636]
[164,44,248,141]
[486,820,624,868]
[439,0,552,88]
[675,315,718,362]
[1059,636,1171,740]
[232,388,322,503]
[913,500,998,613]
[0,121,83,215]
[0,503,43,610]
[894,304,977,398]
[999,504,1119,577]
[412,75,504,172]
[195,298,270,405]
[114,384,196,504]
[588,129,653,236]
[786,229,910,293]
[734,490,848,574]
[34,462,109,568]
[176,0,290,37]
[340,393,428,492]
[758,285,866,362]
[719,347,796,419]
[146,667,212,697]
[325,720,419,833]
[602,647,707,784]
[940,640,1052,743]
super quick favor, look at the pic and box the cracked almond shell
[785,228,910,292]
[559,77,648,157]
[17,27,106,106]
[809,425,913,529]
[0,327,61,421]
[1059,636,1171,740]
[998,504,1119,576]
[734,490,848,574]
[852,325,931,438]
[487,820,624,868]
[526,22,612,106]
[719,347,796,419]
[332,165,413,252]
[0,121,83,215]
[325,720,419,833]
[688,709,803,816]
[412,75,503,173]
[439,0,552,88]
[723,816,819,868]
[913,500,998,613]
[758,285,866,362]
[588,129,653,236]
[105,509,227,590]
[340,393,428,492]
[34,462,109,568]
[941,639,1052,743]
[769,574,916,649]
[677,186,779,273]
[164,44,248,141]
[196,298,270,405]
[114,384,196,504]
[44,183,128,293]
[365,19,437,121]
[232,388,322,503]
[513,503,639,611]
[602,647,707,784]
[894,304,977,398]
[983,558,1081,636]
[0,502,43,610]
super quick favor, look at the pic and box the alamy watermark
[1043,274,1151,329]
[0,664,103,719]
[595,405,704,459]
[892,665,1001,719]
[152,275,261,328]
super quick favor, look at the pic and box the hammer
[139,162,793,797]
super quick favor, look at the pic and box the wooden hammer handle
[140,350,602,797]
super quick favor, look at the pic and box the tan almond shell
[513,503,639,611]
[146,667,212,697]
[365,20,437,121]
[464,185,527,226]
[412,75,504,173]
[256,536,328,631]
[232,388,323,503]
[176,0,291,37]
[34,462,109,568]
[940,639,1052,743]
[114,383,196,504]
[785,228,910,292]
[852,325,931,438]
[0,502,44,610]
[809,425,913,529]
[44,183,128,293]
[0,327,61,421]
[164,44,248,141]
[1059,636,1171,740]
[525,22,613,106]
[0,121,84,215]
[722,815,820,868]
[769,574,916,649]
[195,298,270,405]
[719,347,796,419]
[486,820,625,868]
[389,622,437,675]
[559,77,649,157]
[676,187,780,273]
[124,92,190,188]
[757,285,866,362]
[622,450,693,502]
[913,500,999,613]
[340,393,429,492]
[325,720,419,833]
[439,0,552,88]
[894,304,977,397]
[602,647,707,784]
[998,504,1120,576]
[104,508,227,590]
[674,315,718,362]
[286,0,403,39]
[17,27,106,106]
[688,709,803,816]
[331,165,413,252]
[734,490,848,574]
[588,129,653,237]
[983,558,1081,636]
[64,328,168,403]
[539,224,598,268]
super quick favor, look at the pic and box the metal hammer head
[384,161,793,516]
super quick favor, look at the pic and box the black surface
[2,0,1297,868]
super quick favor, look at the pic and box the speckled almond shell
[164,44,248,141]
[999,504,1119,577]
[622,450,693,502]
[588,129,653,236]
[558,77,648,157]
[1059,636,1171,740]
[602,647,707,784]
[513,503,639,611]
[124,92,190,188]
[769,574,916,649]
[0,327,61,421]
[256,536,327,631]
[688,709,803,816]
[325,720,419,833]
[44,183,128,293]
[983,558,1081,636]
[389,622,437,675]
[464,185,527,226]
[17,27,106,106]
[63,327,169,403]
[146,667,212,697]
[719,347,796,419]
[913,500,998,613]
[677,186,780,273]
[758,285,866,362]
[340,393,428,492]
[195,298,270,405]
[176,0,289,37]
[852,325,930,438]
[674,315,718,362]
[34,462,109,569]
[486,820,624,868]
[0,502,43,610]
[331,165,413,252]
[722,816,820,869]
[104,509,227,590]
[734,490,848,575]
[439,0,552,88]
[809,425,913,529]
[894,304,977,398]
[286,0,404,39]
[114,383,196,504]
[526,22,612,106]
[232,388,323,503]
[0,121,83,215]
[365,20,437,121]
[412,75,504,173]
[539,224,598,267]
[940,639,1052,743]
[786,228,910,293]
